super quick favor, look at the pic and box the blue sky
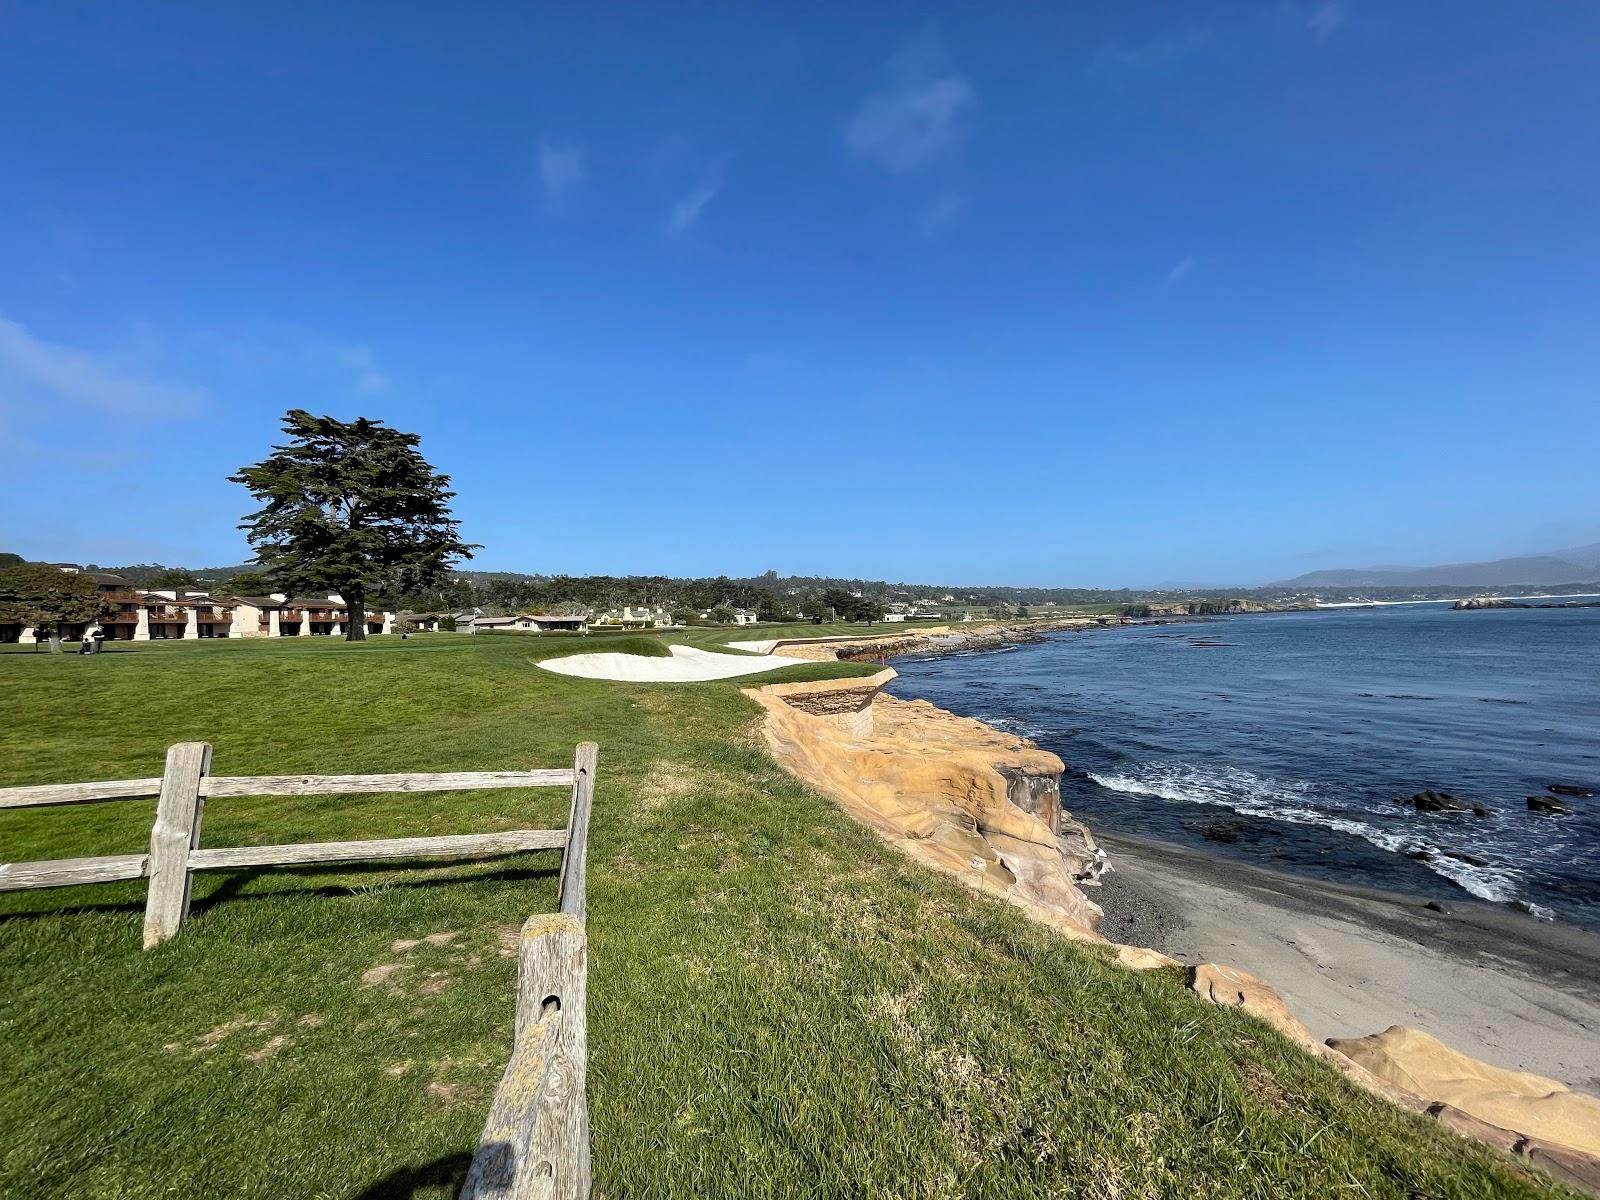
[2,2,1597,586]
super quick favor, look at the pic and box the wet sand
[1094,832,1600,1094]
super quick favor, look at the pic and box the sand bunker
[537,644,805,682]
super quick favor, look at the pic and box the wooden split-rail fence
[0,742,599,1200]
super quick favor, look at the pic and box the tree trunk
[48,632,62,654]
[345,590,368,641]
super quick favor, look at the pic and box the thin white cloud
[669,167,723,235]
[920,191,968,235]
[329,343,388,394]
[847,33,975,173]
[0,314,205,416]
[1093,28,1210,73]
[1305,0,1347,42]
[1167,257,1196,285]
[539,138,585,209]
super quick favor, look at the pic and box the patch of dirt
[390,930,459,952]
[297,1013,324,1028]
[425,1081,463,1103]
[418,972,452,996]
[244,1034,291,1062]
[362,963,408,989]
[638,762,699,813]
[1239,1063,1289,1110]
[166,1016,275,1055]
[495,924,522,958]
[383,1060,412,1077]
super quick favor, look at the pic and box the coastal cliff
[744,670,1108,939]
[745,668,1600,1190]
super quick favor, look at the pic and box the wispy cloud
[847,32,975,173]
[1093,28,1210,73]
[669,166,723,236]
[538,138,585,210]
[0,314,205,416]
[1304,0,1347,42]
[328,343,388,394]
[920,191,968,236]
[1166,257,1196,285]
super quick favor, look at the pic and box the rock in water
[1528,795,1568,814]
[1409,790,1488,816]
[1548,783,1593,799]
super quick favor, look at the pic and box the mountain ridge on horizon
[1271,544,1600,590]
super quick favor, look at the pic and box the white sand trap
[537,644,804,682]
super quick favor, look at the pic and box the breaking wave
[1088,761,1521,904]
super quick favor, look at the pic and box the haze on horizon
[2,3,1597,589]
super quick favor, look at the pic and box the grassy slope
[0,634,1570,1199]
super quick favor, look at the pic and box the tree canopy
[147,568,200,589]
[0,562,103,651]
[220,569,275,597]
[230,411,477,640]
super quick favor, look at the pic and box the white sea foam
[1088,762,1522,904]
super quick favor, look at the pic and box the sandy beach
[1094,832,1600,1094]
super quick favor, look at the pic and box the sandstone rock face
[1188,963,1320,1051]
[1328,1025,1600,1160]
[1115,944,1182,971]
[746,670,1107,939]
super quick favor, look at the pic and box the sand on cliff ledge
[1095,833,1600,1094]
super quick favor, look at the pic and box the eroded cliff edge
[744,669,1109,940]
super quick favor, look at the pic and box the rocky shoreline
[743,660,1600,1191]
[769,613,1204,666]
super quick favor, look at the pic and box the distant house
[397,612,442,632]
[593,605,671,628]
[467,612,589,634]
[228,593,393,638]
[1,565,395,643]
[531,613,588,633]
[142,590,238,639]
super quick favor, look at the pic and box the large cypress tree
[230,411,477,641]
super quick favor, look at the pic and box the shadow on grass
[0,862,558,924]
[347,1150,473,1199]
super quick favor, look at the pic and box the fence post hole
[557,743,597,925]
[142,741,212,948]
[460,913,589,1200]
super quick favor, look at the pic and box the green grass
[0,635,1571,1199]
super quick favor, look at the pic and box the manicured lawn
[0,635,1571,1198]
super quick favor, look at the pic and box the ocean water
[884,603,1600,928]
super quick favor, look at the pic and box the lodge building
[0,566,394,643]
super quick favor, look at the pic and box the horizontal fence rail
[0,744,594,952]
[0,768,576,811]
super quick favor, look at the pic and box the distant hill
[1274,544,1600,590]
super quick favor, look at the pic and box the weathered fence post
[557,743,596,924]
[142,741,212,948]
[460,913,590,1199]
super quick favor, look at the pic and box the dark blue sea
[885,602,1600,928]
